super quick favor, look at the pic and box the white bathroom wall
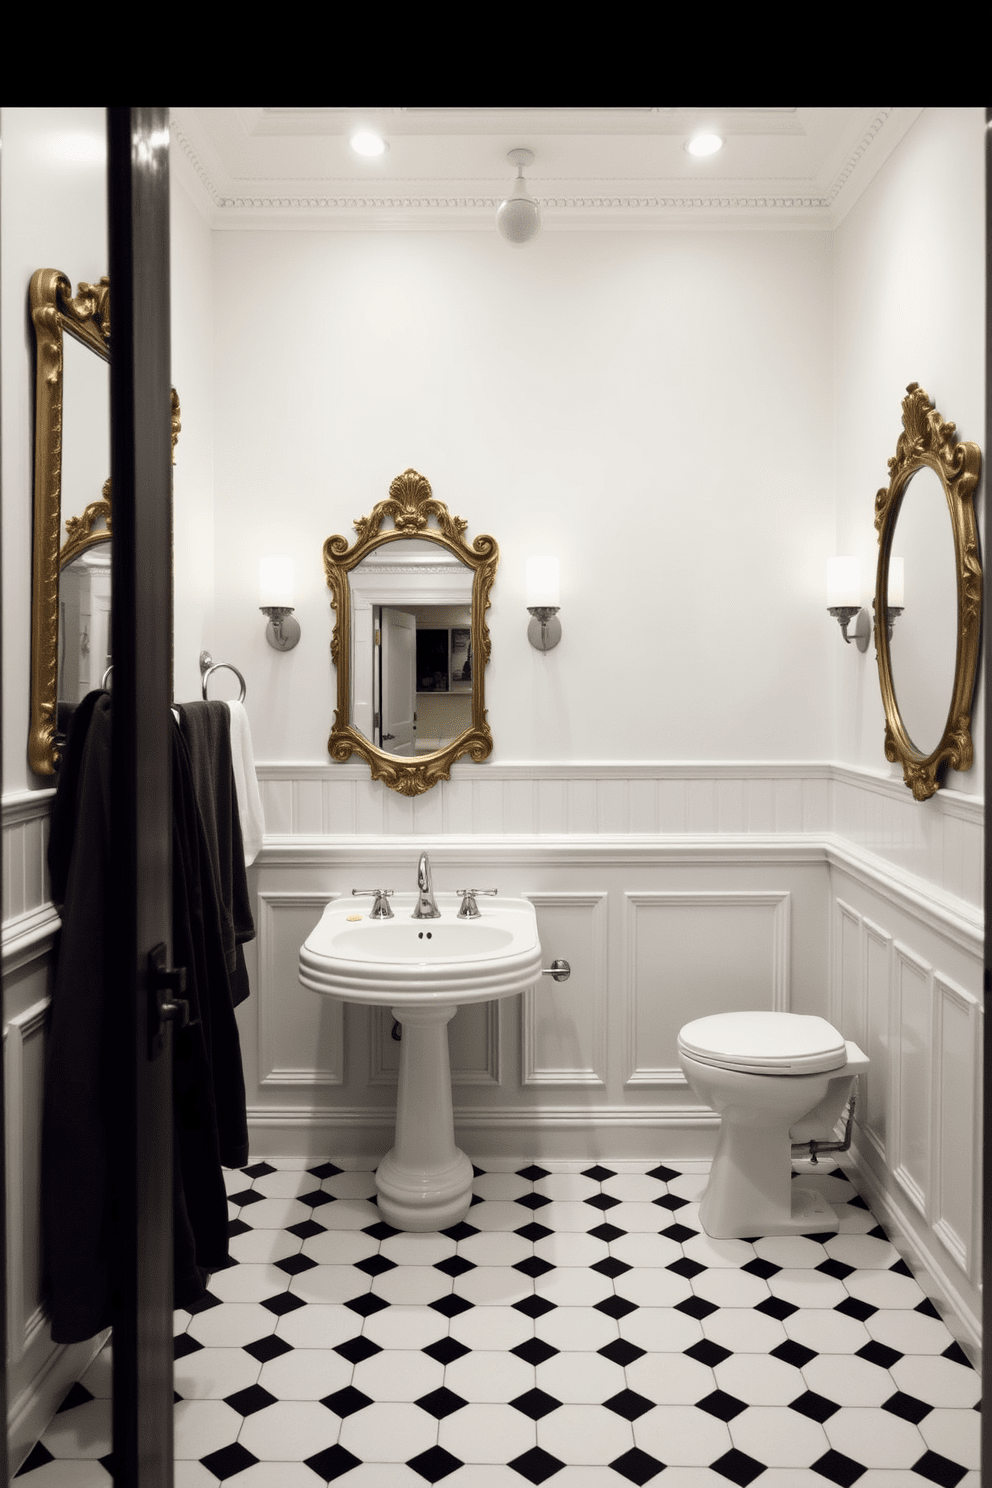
[0,105,111,1469]
[205,226,837,764]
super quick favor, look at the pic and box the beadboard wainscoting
[2,758,984,1452]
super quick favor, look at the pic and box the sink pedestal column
[374,1003,474,1232]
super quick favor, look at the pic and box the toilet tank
[789,1041,869,1143]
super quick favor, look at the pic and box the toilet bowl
[678,1011,869,1239]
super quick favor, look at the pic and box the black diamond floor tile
[224,1383,278,1417]
[440,1220,480,1240]
[363,1219,401,1240]
[227,1187,264,1207]
[431,1293,474,1318]
[653,1193,689,1211]
[415,1386,469,1419]
[882,1390,932,1423]
[595,1294,638,1319]
[517,1191,552,1210]
[261,1290,306,1317]
[675,1294,719,1320]
[508,1445,567,1483]
[582,1164,617,1181]
[603,1388,654,1421]
[299,1187,336,1208]
[610,1446,667,1484]
[587,1222,626,1242]
[592,1256,632,1279]
[285,1218,326,1240]
[345,1292,389,1317]
[817,1257,856,1280]
[174,1333,204,1359]
[584,1191,621,1210]
[514,1254,556,1278]
[514,1294,557,1318]
[408,1444,465,1482]
[242,1161,277,1178]
[810,1447,869,1487]
[697,1389,748,1422]
[646,1163,681,1183]
[424,1336,472,1365]
[510,1387,562,1420]
[856,1338,903,1369]
[354,1252,397,1276]
[755,1295,798,1320]
[185,1289,223,1315]
[512,1337,561,1365]
[685,1338,732,1367]
[742,1256,781,1279]
[660,1222,698,1243]
[667,1255,707,1279]
[305,1442,363,1480]
[275,1252,318,1276]
[916,1296,943,1320]
[434,1253,477,1277]
[599,1337,646,1367]
[789,1389,841,1423]
[243,1334,293,1364]
[307,1160,343,1180]
[16,1442,54,1475]
[515,1221,554,1242]
[911,1450,969,1487]
[321,1385,373,1418]
[942,1340,973,1368]
[770,1338,818,1368]
[517,1163,551,1181]
[710,1446,767,1485]
[200,1442,260,1479]
[335,1335,382,1364]
[227,1217,252,1238]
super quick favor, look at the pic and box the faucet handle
[456,888,498,919]
[352,888,395,919]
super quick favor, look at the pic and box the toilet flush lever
[148,942,189,1060]
[542,959,571,982]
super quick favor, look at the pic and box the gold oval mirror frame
[324,469,498,796]
[874,383,982,801]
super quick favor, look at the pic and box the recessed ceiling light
[686,133,724,157]
[350,130,388,157]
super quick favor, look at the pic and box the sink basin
[299,892,544,1231]
[300,894,542,1004]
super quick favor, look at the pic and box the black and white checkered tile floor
[18,1159,980,1485]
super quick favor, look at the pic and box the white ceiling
[170,107,923,232]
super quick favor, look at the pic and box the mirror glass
[348,540,473,757]
[324,468,498,796]
[887,466,958,756]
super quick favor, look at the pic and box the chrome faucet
[412,852,441,919]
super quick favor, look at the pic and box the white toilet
[678,1011,869,1239]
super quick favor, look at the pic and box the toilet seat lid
[678,1012,848,1074]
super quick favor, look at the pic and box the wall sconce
[527,556,561,651]
[259,556,301,651]
[827,557,870,652]
[497,149,542,247]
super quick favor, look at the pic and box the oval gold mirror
[874,383,982,800]
[323,468,498,796]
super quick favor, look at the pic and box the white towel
[227,700,265,867]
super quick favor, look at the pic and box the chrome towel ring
[199,649,246,703]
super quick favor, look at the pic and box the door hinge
[375,628,381,646]
[148,942,189,1060]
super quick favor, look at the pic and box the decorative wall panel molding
[255,893,343,1086]
[369,1001,500,1087]
[891,941,933,1220]
[623,891,791,1086]
[522,893,608,1086]
[931,973,981,1282]
[4,997,49,1364]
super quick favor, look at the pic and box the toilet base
[700,1181,838,1239]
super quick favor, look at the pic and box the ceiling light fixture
[496,148,542,246]
[686,132,724,157]
[350,130,387,157]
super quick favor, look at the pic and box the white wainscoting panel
[521,893,608,1086]
[369,1001,501,1087]
[891,941,933,1219]
[862,918,893,1164]
[931,973,981,1282]
[256,892,343,1087]
[4,997,49,1366]
[622,891,791,1086]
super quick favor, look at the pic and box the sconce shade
[260,556,295,608]
[887,556,904,606]
[497,149,541,246]
[526,556,560,607]
[827,556,860,608]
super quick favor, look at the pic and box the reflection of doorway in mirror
[377,608,416,755]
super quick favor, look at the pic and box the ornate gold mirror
[874,383,982,800]
[323,468,498,796]
[28,270,180,775]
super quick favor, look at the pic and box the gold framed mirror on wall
[28,269,180,776]
[323,468,498,796]
[874,383,982,801]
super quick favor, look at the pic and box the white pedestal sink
[299,894,542,1231]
